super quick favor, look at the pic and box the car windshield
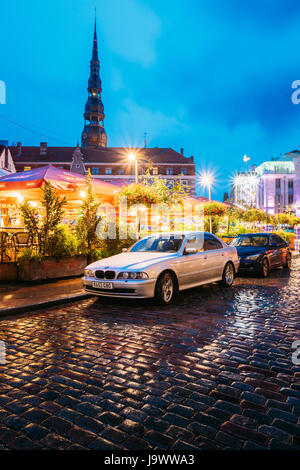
[129,235,185,253]
[231,235,269,247]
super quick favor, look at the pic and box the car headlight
[245,254,260,261]
[117,271,149,280]
[84,269,94,277]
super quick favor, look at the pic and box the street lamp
[128,152,138,184]
[243,154,250,172]
[200,172,214,233]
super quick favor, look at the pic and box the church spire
[81,15,107,148]
[91,17,99,63]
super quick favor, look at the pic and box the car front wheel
[260,257,269,277]
[283,253,292,270]
[219,262,235,287]
[155,272,175,305]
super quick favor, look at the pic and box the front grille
[95,270,104,279]
[95,270,116,280]
[87,286,135,294]
[105,270,116,279]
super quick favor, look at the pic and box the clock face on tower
[82,132,88,140]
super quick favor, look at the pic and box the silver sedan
[82,231,240,304]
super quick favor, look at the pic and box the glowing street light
[128,152,138,184]
[243,154,250,171]
[199,171,215,233]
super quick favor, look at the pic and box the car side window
[270,235,281,247]
[273,235,285,247]
[203,235,223,251]
[185,234,203,252]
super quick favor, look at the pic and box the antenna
[144,132,147,148]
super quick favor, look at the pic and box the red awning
[0,165,118,197]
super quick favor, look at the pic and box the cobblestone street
[0,261,299,450]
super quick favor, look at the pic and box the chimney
[180,148,184,156]
[40,142,47,155]
[16,141,22,156]
[190,155,194,162]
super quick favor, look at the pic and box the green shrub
[18,248,44,263]
[45,225,77,260]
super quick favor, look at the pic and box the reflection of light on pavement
[3,294,12,300]
[230,289,270,339]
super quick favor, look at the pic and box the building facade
[10,143,196,194]
[5,19,196,194]
[231,154,300,216]
[0,141,16,176]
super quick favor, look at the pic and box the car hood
[236,246,267,259]
[87,252,178,271]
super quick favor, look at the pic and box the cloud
[98,0,161,67]
[111,98,187,147]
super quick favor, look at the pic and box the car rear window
[231,236,268,247]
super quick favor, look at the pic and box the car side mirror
[185,247,197,255]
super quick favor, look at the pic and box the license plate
[92,281,113,289]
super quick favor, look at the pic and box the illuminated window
[24,166,31,171]
[92,168,99,175]
[105,168,112,175]
[153,167,158,175]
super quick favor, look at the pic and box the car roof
[236,233,271,236]
[143,231,213,237]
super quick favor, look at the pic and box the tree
[114,183,159,208]
[141,173,190,205]
[75,176,101,255]
[20,182,66,255]
[203,202,226,233]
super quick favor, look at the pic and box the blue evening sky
[1,0,300,198]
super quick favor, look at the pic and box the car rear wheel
[260,257,269,277]
[283,253,292,270]
[155,272,174,305]
[219,262,235,287]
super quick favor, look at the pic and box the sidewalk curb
[0,292,94,319]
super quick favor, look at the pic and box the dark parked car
[230,233,292,277]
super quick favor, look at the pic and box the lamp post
[128,152,140,239]
[243,154,250,172]
[128,152,138,184]
[200,172,214,233]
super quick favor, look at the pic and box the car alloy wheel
[261,257,269,277]
[284,253,292,269]
[220,263,234,287]
[155,272,174,305]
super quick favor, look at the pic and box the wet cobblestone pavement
[0,261,299,450]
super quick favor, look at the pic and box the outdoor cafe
[0,165,118,263]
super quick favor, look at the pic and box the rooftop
[10,146,195,165]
